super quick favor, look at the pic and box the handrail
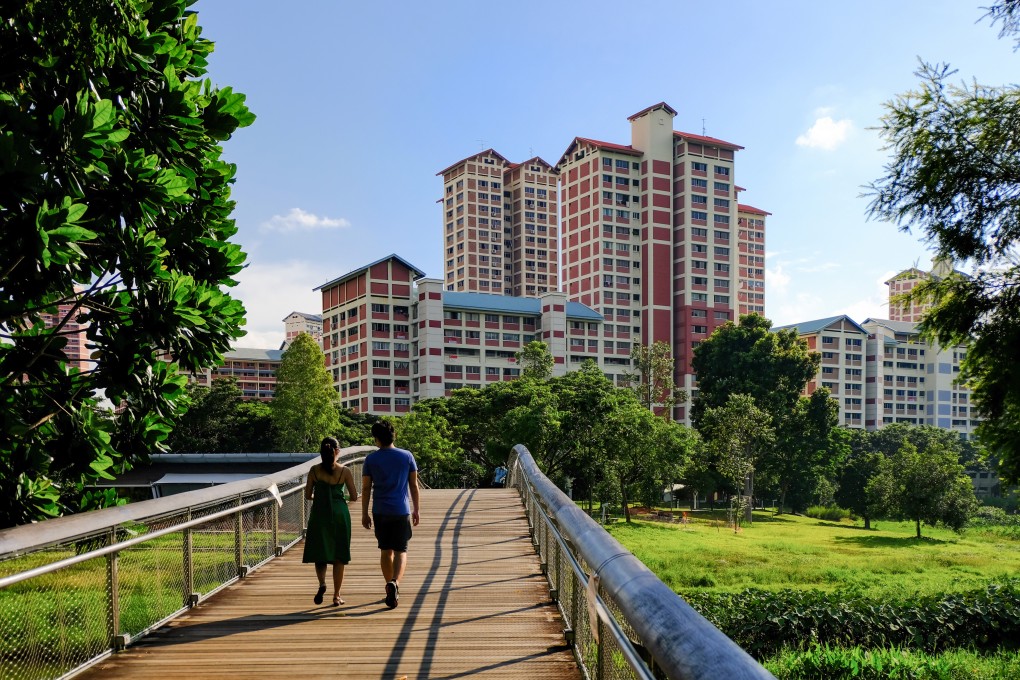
[0,445,375,558]
[510,444,774,680]
[0,445,374,680]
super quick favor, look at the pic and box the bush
[684,581,1020,660]
[805,505,852,522]
[765,645,1020,680]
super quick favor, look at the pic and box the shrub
[765,645,1020,680]
[684,581,1020,660]
[805,505,851,522]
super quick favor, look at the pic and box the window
[714,165,730,176]
[373,378,391,387]
[615,159,629,169]
[692,162,707,172]
[692,293,708,302]
[714,263,730,273]
[691,195,708,206]
[692,244,707,253]
[371,303,389,313]
[485,331,499,340]
[714,230,729,240]
[714,198,730,209]
[485,314,499,323]
[692,178,708,189]
[693,325,708,334]
[691,309,707,318]
[714,295,729,303]
[372,341,390,350]
[714,181,729,192]
[714,214,730,224]
[503,333,520,342]
[692,211,708,221]
[372,360,390,369]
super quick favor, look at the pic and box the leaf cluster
[0,0,254,526]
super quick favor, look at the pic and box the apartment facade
[437,150,558,297]
[315,254,607,416]
[772,316,867,429]
[188,348,283,401]
[283,311,323,348]
[38,290,91,372]
[555,102,769,417]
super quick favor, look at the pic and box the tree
[690,314,819,428]
[833,427,885,530]
[0,0,254,526]
[516,340,554,381]
[271,334,340,452]
[623,340,686,415]
[699,393,774,524]
[877,440,979,538]
[167,379,276,453]
[392,408,474,488]
[866,1,1020,484]
[764,388,839,514]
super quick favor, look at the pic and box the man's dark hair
[372,420,395,446]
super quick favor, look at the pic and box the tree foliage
[271,334,340,452]
[0,0,254,527]
[866,2,1020,483]
[623,340,685,415]
[166,379,275,453]
[516,340,554,381]
[765,388,839,514]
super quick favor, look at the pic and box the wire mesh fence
[0,448,371,680]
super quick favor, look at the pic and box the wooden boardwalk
[80,488,581,679]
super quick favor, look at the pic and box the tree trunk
[621,479,631,523]
[863,515,871,530]
[915,517,921,539]
[744,471,753,525]
[777,487,787,516]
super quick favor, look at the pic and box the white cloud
[230,260,344,349]
[767,263,791,295]
[260,208,351,233]
[795,116,853,151]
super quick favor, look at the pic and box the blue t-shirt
[363,446,417,515]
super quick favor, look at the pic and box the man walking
[361,421,420,609]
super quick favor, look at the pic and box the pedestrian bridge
[0,446,772,680]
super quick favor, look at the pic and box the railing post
[300,490,307,537]
[183,509,196,607]
[234,494,246,578]
[272,497,282,557]
[105,528,127,650]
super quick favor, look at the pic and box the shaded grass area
[605,510,1020,599]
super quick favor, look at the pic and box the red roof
[436,149,511,176]
[627,102,678,121]
[556,136,642,168]
[674,130,744,151]
[508,156,555,172]
[737,203,771,216]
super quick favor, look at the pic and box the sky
[192,1,1017,349]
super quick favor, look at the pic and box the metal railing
[0,445,373,680]
[509,444,774,680]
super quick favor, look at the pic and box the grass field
[604,509,1020,599]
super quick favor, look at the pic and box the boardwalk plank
[79,489,580,679]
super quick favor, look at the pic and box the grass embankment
[605,510,1020,599]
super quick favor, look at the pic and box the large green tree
[764,388,839,514]
[873,440,979,538]
[623,340,685,415]
[690,314,819,427]
[271,334,340,452]
[833,427,885,530]
[167,379,275,453]
[516,340,554,381]
[391,407,476,488]
[0,0,253,526]
[866,0,1020,483]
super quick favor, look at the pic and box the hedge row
[764,645,1020,680]
[684,581,1020,660]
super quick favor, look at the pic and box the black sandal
[314,584,326,605]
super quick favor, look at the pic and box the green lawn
[604,510,1020,599]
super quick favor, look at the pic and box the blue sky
[193,1,1016,348]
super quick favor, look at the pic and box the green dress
[302,474,352,564]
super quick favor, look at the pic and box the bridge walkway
[78,488,580,679]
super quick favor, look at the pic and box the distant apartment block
[438,151,559,297]
[555,102,769,416]
[774,314,979,439]
[188,347,283,401]
[283,311,323,348]
[315,254,608,416]
[886,257,955,322]
[37,289,91,372]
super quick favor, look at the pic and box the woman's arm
[304,469,315,500]
[344,466,359,502]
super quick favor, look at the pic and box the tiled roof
[861,318,920,334]
[674,130,744,151]
[225,347,284,362]
[627,102,678,121]
[283,311,322,322]
[314,254,426,291]
[772,314,867,336]
[737,203,771,216]
[436,149,511,176]
[442,292,603,320]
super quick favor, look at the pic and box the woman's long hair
[319,436,339,472]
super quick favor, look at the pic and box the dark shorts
[374,513,412,552]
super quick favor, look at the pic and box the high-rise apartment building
[437,150,558,297]
[37,288,91,372]
[886,257,955,322]
[555,102,768,417]
[282,311,323,348]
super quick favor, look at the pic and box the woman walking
[303,437,358,605]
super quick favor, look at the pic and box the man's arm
[408,470,420,527]
[361,474,373,529]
